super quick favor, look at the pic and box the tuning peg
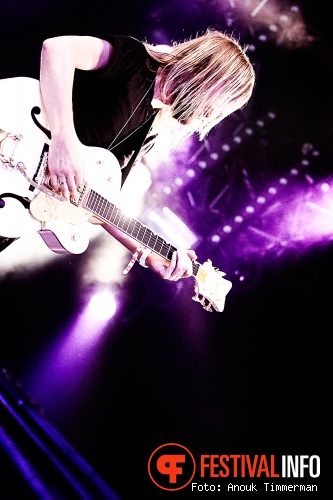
[214,267,226,277]
[203,302,213,312]
[192,294,208,308]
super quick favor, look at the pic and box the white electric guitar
[0,77,232,312]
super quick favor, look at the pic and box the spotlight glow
[186,169,195,178]
[88,291,117,320]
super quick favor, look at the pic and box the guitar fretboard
[85,189,200,276]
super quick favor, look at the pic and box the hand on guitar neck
[103,222,196,281]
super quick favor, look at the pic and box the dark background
[0,1,331,498]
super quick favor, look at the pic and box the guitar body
[28,145,122,253]
[1,77,232,311]
[0,77,121,253]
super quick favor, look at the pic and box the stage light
[251,0,269,17]
[258,34,268,42]
[187,191,195,207]
[234,269,245,283]
[174,177,183,186]
[320,183,330,193]
[146,207,198,248]
[269,24,279,33]
[186,168,195,178]
[24,285,119,417]
[88,290,117,320]
[304,174,314,185]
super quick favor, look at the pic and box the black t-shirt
[72,35,159,173]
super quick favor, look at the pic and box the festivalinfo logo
[148,443,320,493]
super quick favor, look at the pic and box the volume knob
[71,233,81,242]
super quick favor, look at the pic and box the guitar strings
[107,78,156,152]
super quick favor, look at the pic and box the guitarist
[1,29,255,280]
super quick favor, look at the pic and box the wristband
[123,246,144,274]
[138,247,152,268]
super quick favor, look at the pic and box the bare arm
[40,35,113,198]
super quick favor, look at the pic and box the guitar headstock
[192,259,232,312]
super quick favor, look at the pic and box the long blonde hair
[144,28,255,140]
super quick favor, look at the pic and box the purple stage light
[88,290,117,321]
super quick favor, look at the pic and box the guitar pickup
[29,143,49,192]
[71,181,88,207]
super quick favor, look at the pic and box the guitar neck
[84,189,200,276]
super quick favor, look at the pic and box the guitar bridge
[0,129,23,168]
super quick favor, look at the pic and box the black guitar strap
[120,110,158,187]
